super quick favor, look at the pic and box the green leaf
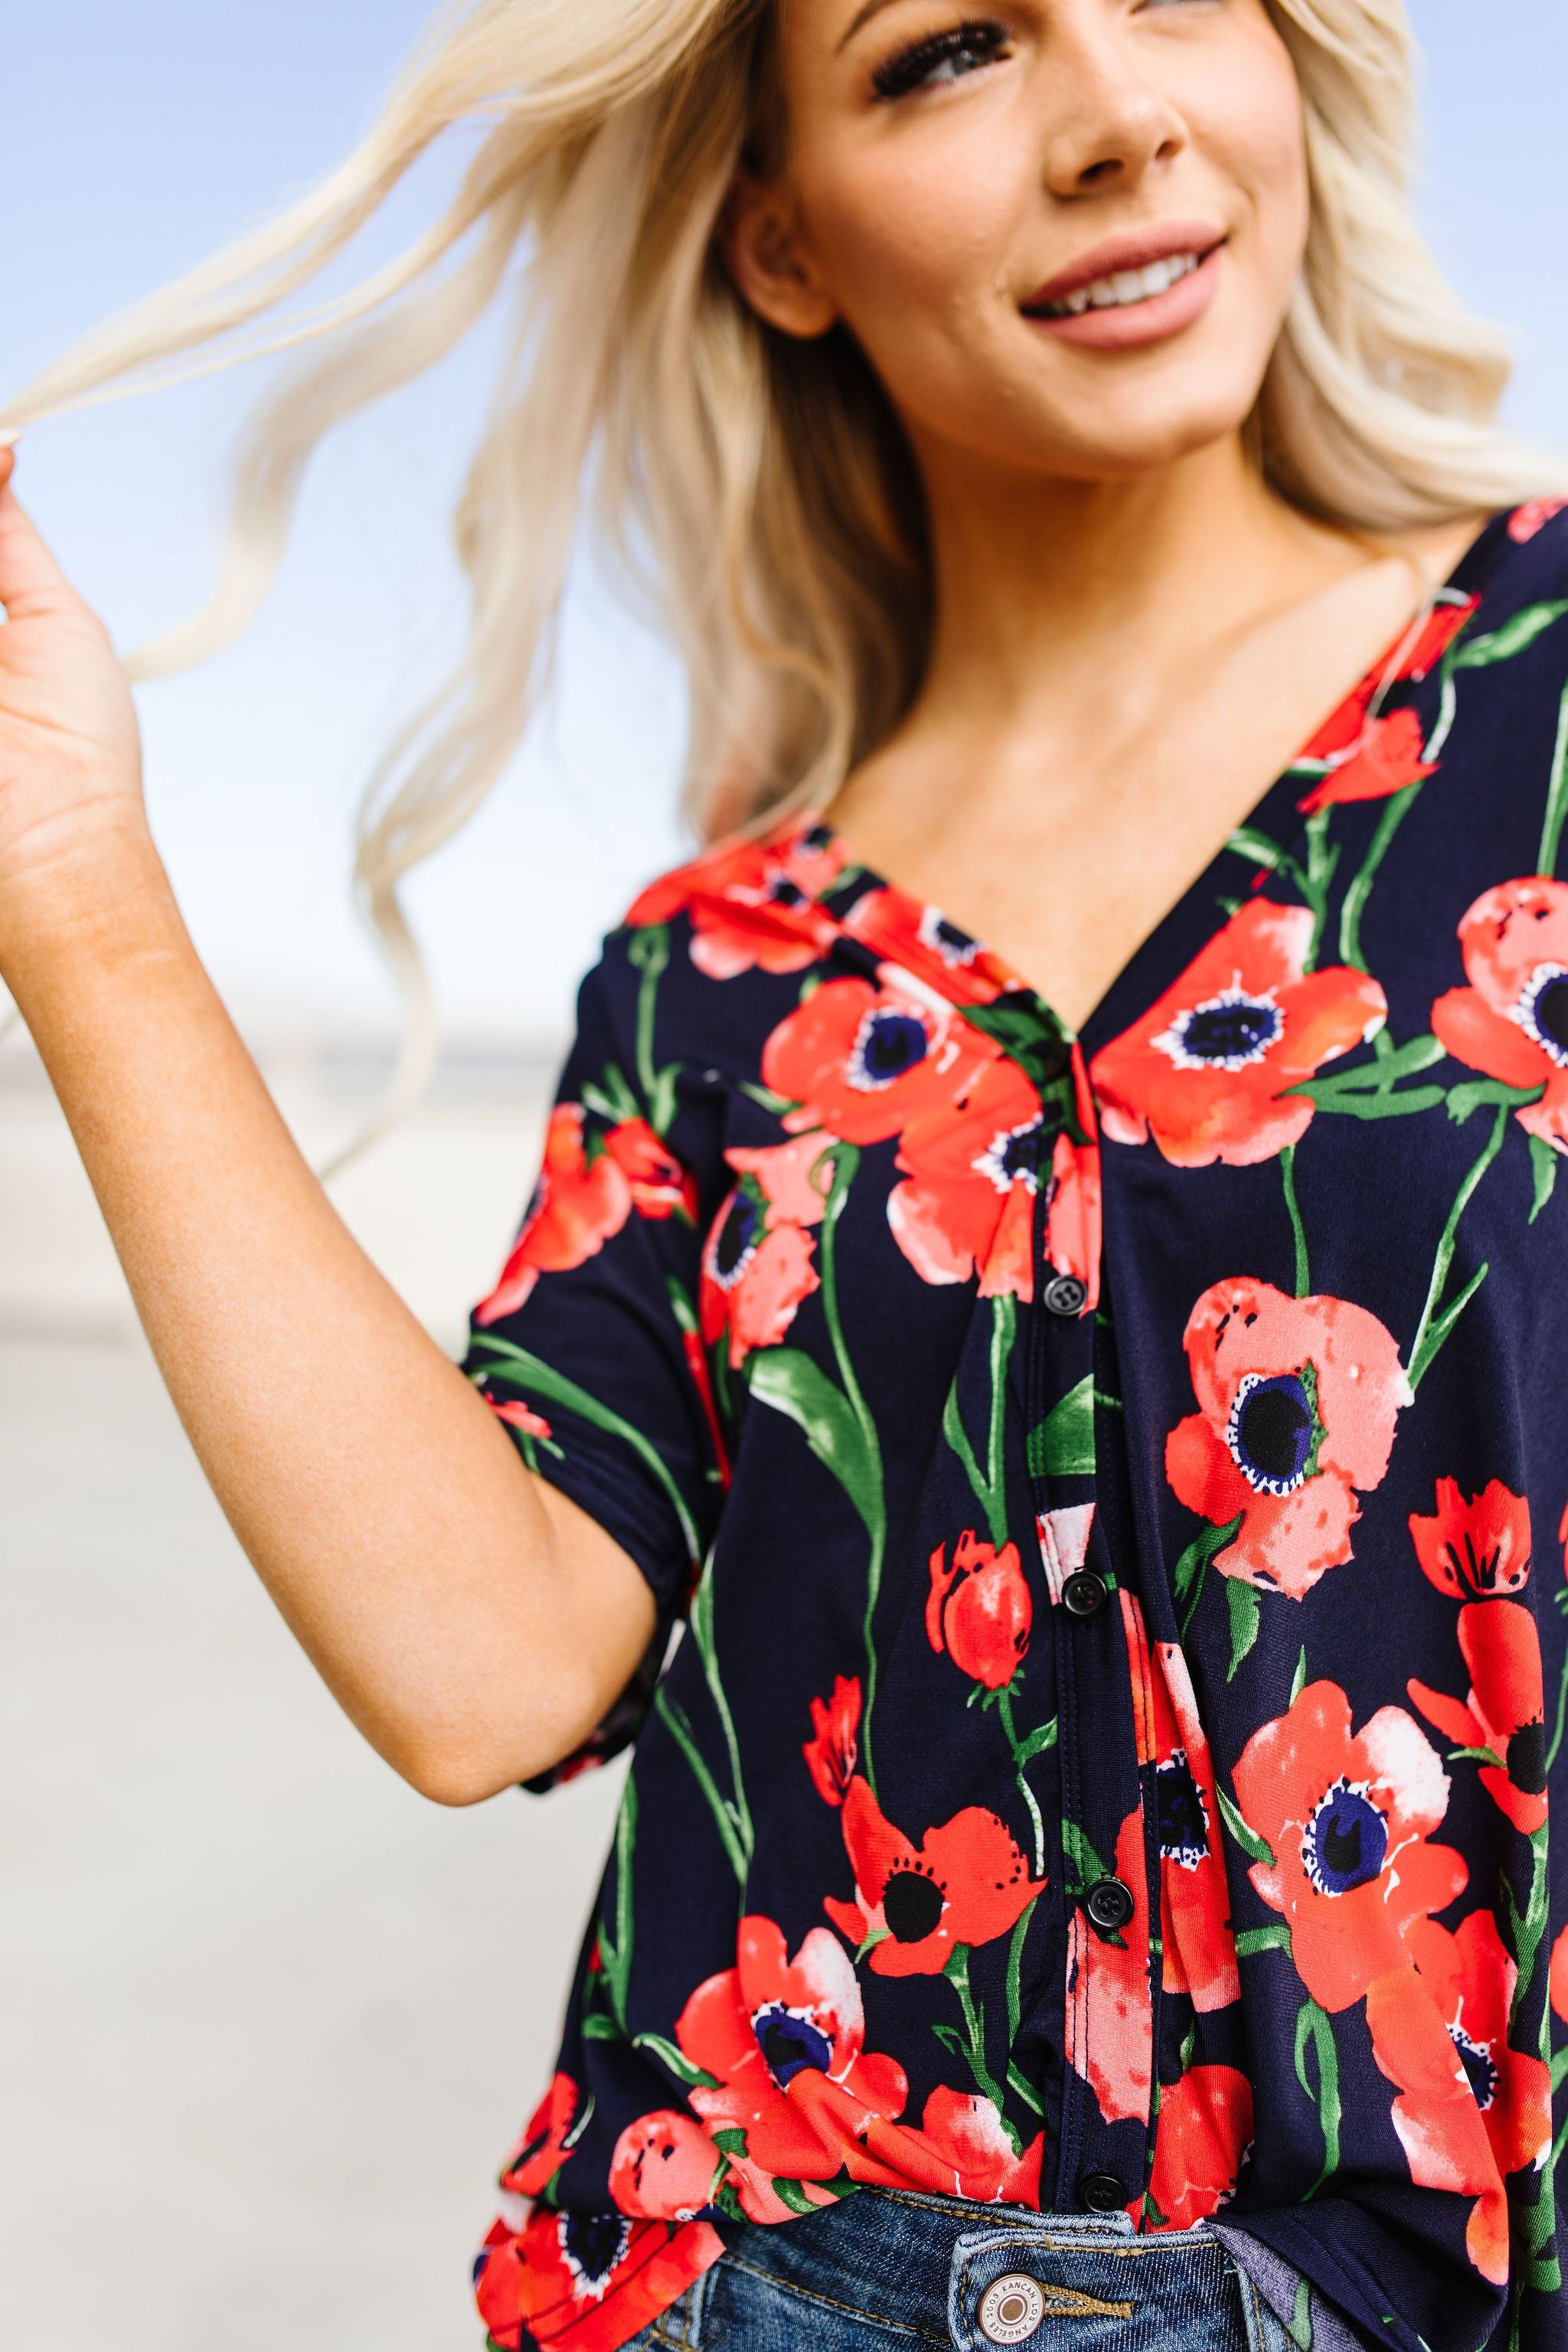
[931,2021,968,2058]
[1302,1086,1448,1122]
[1290,1646,1308,1706]
[770,2177,821,2216]
[1217,1784,1275,1867]
[1028,1376,1096,1478]
[746,1348,880,1535]
[1447,1076,1543,1124]
[1015,1717,1059,1764]
[1530,1133,1561,1223]
[1227,825,1289,870]
[580,2012,620,2040]
[1227,1579,1261,1681]
[1006,2062,1046,2115]
[707,2127,747,2158]
[959,997,1076,1097]
[1060,1818,1110,1899]
[469,1339,701,1562]
[1234,1923,1292,1959]
[1173,1514,1242,1617]
[630,2031,721,2090]
[1293,1998,1341,2197]
[1450,599,1568,669]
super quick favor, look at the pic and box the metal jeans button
[978,2272,1046,2344]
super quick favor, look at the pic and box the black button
[1085,1877,1135,1933]
[1080,2171,1128,2214]
[1062,1570,1108,1619]
[1044,1274,1088,1318]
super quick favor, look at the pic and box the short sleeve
[460,936,725,1792]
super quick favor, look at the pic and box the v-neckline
[785,508,1517,1057]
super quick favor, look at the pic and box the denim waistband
[678,2187,1272,2352]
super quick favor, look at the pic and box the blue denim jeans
[626,2190,1295,2350]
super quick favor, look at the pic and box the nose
[1037,8,1187,198]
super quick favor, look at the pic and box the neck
[906,428,1355,737]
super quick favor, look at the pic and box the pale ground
[0,1034,631,2352]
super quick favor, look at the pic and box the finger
[0,466,82,624]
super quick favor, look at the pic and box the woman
[2,2,1565,2347]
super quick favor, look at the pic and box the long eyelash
[870,18,1011,102]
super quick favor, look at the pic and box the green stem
[1539,673,1568,880]
[654,1686,748,1884]
[815,1145,886,1789]
[988,1294,1015,1525]
[1339,782,1422,972]
[629,923,670,1122]
[998,1688,1047,1877]
[1547,1652,1568,1778]
[1406,1103,1509,1392]
[689,1559,753,1876]
[943,1945,1012,2124]
[1293,1998,1341,2199]
[1300,810,1338,973]
[1004,1893,1040,2048]
[1279,1144,1311,1297]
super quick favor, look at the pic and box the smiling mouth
[1027,249,1217,322]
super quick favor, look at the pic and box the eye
[871,18,1012,101]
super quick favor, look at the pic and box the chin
[1023,374,1269,485]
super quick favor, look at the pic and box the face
[727,0,1310,488]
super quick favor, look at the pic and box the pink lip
[1024,223,1227,309]
[1024,242,1225,353]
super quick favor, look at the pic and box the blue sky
[5,2,1566,1037]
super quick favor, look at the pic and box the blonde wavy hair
[4,0,1559,1138]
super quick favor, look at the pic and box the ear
[722,171,838,341]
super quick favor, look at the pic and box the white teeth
[1037,250,1204,321]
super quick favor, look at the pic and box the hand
[0,443,149,924]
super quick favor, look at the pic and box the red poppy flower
[888,1051,1047,1298]
[1432,877,1568,1153]
[1165,1278,1410,1599]
[700,1134,829,1370]
[600,1119,697,1221]
[1365,1937,1527,2289]
[764,976,992,1146]
[1409,1478,1531,1602]
[1550,1923,1568,2026]
[1408,1600,1548,1835]
[1065,1808,1152,2128]
[486,1396,554,1442]
[802,1674,861,1807]
[675,1915,908,2222]
[1146,2065,1253,2231]
[501,2070,578,2199]
[477,1106,637,1323]
[1511,500,1568,545]
[926,1531,1033,1692]
[474,2204,723,2352]
[1404,1911,1552,2185]
[847,2083,1044,2207]
[842,884,1013,1010]
[607,2111,720,2222]
[1089,903,1387,1168]
[624,826,844,980]
[1296,709,1438,817]
[1301,600,1478,762]
[1231,1681,1466,2014]
[824,1775,1046,1978]
[1142,1613,1240,2014]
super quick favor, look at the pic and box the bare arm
[0,449,657,1805]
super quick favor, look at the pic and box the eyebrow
[837,0,908,50]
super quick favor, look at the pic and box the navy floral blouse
[465,501,1568,2352]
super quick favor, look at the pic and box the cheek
[796,138,1026,342]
